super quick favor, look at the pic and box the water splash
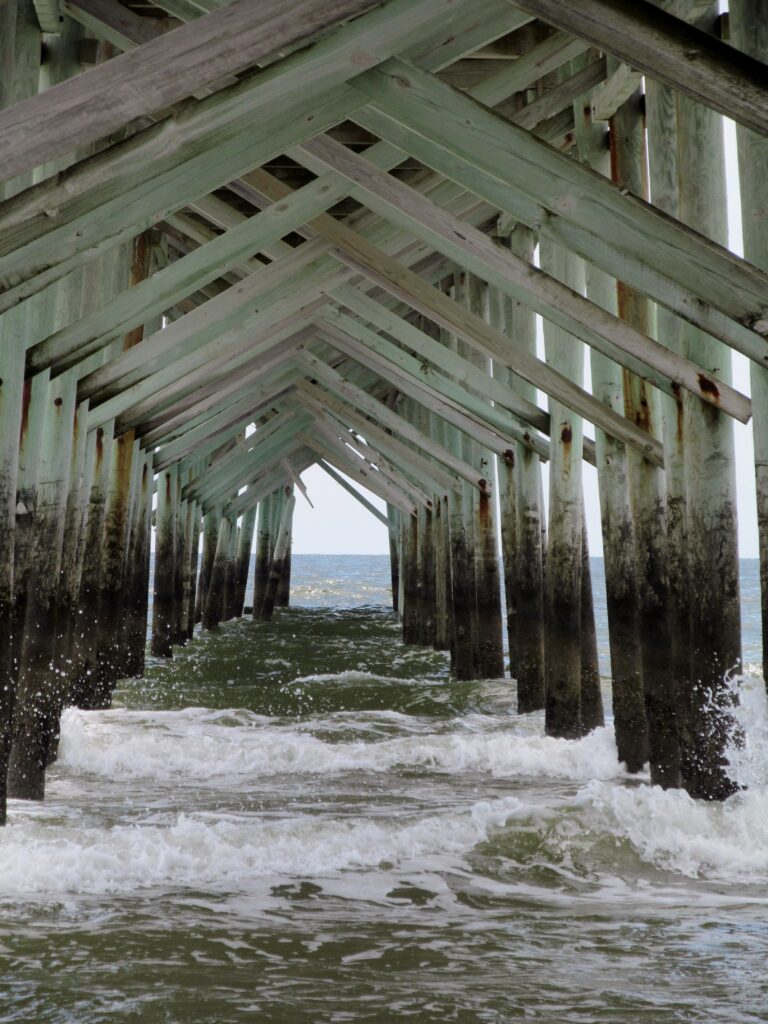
[725,668,768,790]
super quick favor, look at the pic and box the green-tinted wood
[731,0,768,684]
[676,83,741,801]
[351,59,768,362]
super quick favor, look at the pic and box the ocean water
[1,557,766,1023]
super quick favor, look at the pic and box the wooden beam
[28,177,348,374]
[297,385,462,496]
[297,353,489,490]
[272,191,664,462]
[319,314,553,460]
[33,0,60,33]
[301,429,416,516]
[315,323,553,464]
[0,0,383,184]
[350,59,768,360]
[590,62,643,121]
[281,458,313,508]
[225,453,315,519]
[61,0,173,49]
[152,367,302,470]
[308,403,437,507]
[300,133,751,421]
[318,461,389,527]
[508,0,768,139]
[0,0,514,312]
[142,358,306,448]
[95,321,307,432]
[79,238,329,401]
[329,284,556,443]
[186,412,309,504]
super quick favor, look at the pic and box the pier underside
[1,0,768,818]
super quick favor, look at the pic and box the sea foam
[0,797,522,896]
[56,708,624,784]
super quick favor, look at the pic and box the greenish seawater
[1,556,767,1023]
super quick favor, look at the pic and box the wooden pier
[1,0,767,818]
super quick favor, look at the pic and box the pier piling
[0,0,765,815]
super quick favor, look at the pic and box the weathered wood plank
[315,213,665,463]
[0,0,383,185]
[318,461,390,527]
[591,63,643,122]
[298,385,461,497]
[351,59,768,359]
[676,84,741,802]
[572,86,645,771]
[508,0,768,138]
[303,134,750,420]
[0,0,513,312]
[297,353,488,490]
[731,0,768,682]
[61,0,173,50]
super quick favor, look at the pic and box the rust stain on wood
[697,374,721,401]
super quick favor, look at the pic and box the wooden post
[7,371,77,799]
[93,231,151,690]
[406,392,435,645]
[465,275,504,679]
[0,0,41,823]
[540,239,586,739]
[576,77,648,769]
[492,227,546,711]
[260,494,296,621]
[609,74,677,783]
[731,0,768,685]
[13,370,51,687]
[72,417,118,706]
[645,80,691,773]
[172,479,189,644]
[387,503,400,615]
[580,511,604,730]
[123,454,153,677]
[197,506,220,624]
[178,491,195,636]
[58,399,91,685]
[202,514,234,630]
[222,518,240,621]
[184,498,201,638]
[676,67,741,801]
[496,439,518,676]
[401,508,420,644]
[417,505,436,645]
[93,430,136,698]
[151,465,177,656]
[70,250,134,704]
[252,492,274,618]
[275,494,293,608]
[434,310,478,679]
[433,494,451,651]
[234,506,257,616]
